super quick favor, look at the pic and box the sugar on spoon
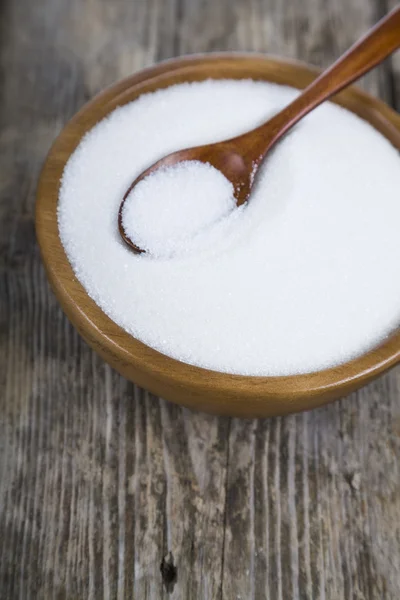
[119,6,400,254]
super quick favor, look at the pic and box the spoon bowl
[118,142,252,252]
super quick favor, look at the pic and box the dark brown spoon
[119,6,400,254]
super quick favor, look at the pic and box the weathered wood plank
[0,0,399,598]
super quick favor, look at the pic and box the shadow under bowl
[36,52,400,418]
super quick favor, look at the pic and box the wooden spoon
[119,6,400,254]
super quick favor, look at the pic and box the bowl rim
[36,51,400,410]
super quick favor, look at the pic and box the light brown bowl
[36,53,400,418]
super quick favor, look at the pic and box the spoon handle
[250,5,400,160]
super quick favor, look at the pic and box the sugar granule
[58,79,400,376]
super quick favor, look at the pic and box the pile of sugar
[121,161,235,257]
[58,79,400,376]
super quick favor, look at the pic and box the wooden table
[1,0,400,598]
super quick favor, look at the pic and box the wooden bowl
[36,53,400,418]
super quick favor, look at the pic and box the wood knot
[160,551,177,593]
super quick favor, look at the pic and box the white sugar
[121,161,235,257]
[58,79,400,376]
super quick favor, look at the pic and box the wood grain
[1,0,400,598]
